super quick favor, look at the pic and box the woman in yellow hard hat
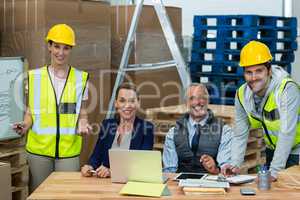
[13,24,91,192]
[221,40,300,182]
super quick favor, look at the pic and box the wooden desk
[27,172,300,200]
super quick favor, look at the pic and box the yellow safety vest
[26,66,88,158]
[237,78,300,150]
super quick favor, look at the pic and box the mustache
[248,79,265,86]
[249,80,259,84]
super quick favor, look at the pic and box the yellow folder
[120,181,170,197]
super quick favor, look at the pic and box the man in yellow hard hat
[13,24,92,192]
[221,40,300,181]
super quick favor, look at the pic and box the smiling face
[243,64,271,96]
[115,88,139,122]
[186,85,209,122]
[48,41,72,67]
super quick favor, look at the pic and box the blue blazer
[88,116,154,169]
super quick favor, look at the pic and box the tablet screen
[175,173,206,180]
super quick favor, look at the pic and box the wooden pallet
[151,120,176,133]
[245,148,265,163]
[154,130,266,151]
[244,131,266,173]
[12,186,28,200]
[0,137,26,149]
[241,140,266,174]
[146,104,236,125]
[0,147,27,169]
[0,138,29,200]
[11,165,29,188]
[240,157,266,174]
[247,136,265,151]
[150,124,265,152]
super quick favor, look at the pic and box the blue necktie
[191,124,201,154]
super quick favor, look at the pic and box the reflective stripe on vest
[238,78,300,150]
[26,66,88,158]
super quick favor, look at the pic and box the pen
[10,123,24,129]
[262,165,267,172]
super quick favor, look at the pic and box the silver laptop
[109,149,166,183]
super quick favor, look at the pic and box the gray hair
[184,82,209,101]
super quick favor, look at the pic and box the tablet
[174,172,206,180]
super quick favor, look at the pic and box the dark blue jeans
[265,148,299,169]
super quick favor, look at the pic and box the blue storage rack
[191,73,245,105]
[258,16,297,29]
[190,61,244,76]
[194,15,297,29]
[194,15,260,28]
[190,14,297,105]
[191,50,240,64]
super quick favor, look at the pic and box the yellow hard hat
[239,40,272,67]
[45,24,76,46]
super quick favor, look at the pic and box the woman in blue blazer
[81,83,154,178]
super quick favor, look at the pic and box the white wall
[144,0,284,36]
[292,0,300,83]
[110,0,133,5]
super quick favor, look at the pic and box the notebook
[205,174,256,184]
[109,149,170,197]
[109,149,167,183]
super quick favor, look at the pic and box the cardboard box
[0,0,111,69]
[0,0,110,33]
[111,5,181,36]
[0,162,12,200]
[111,5,182,67]
[111,5,183,109]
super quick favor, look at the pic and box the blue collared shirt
[162,114,233,173]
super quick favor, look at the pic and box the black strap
[261,94,276,149]
[261,120,276,149]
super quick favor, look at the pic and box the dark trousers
[265,148,299,169]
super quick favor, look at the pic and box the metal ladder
[106,0,191,118]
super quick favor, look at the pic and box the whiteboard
[0,57,25,141]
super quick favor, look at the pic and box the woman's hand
[81,165,94,177]
[77,119,92,135]
[95,165,111,178]
[12,121,30,136]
